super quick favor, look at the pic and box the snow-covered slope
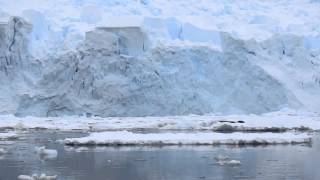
[0,1,319,117]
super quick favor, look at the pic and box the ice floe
[63,131,311,146]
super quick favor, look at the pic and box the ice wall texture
[0,17,31,73]
[0,1,319,117]
[0,17,42,114]
[0,17,317,117]
[16,43,297,117]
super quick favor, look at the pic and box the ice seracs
[84,26,150,56]
[14,32,301,117]
[96,26,150,56]
[0,16,41,115]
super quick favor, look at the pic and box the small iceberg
[35,146,58,159]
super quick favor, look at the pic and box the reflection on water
[0,131,319,180]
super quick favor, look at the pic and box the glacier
[1,2,320,179]
[0,0,319,117]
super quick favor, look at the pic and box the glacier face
[0,17,317,117]
[16,41,298,117]
[0,17,42,114]
[0,0,319,117]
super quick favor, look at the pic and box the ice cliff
[0,17,42,114]
[0,15,319,117]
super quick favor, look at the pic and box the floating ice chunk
[0,148,7,154]
[35,146,58,159]
[0,148,7,159]
[215,154,230,161]
[215,155,241,166]
[18,174,57,180]
[217,159,241,166]
[18,175,34,180]
[38,174,57,180]
[63,131,312,146]
[0,132,18,140]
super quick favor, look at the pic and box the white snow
[63,131,311,146]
